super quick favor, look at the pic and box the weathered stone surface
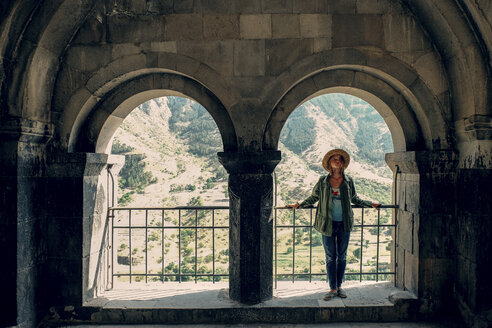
[233,40,265,76]
[332,14,384,48]
[398,210,414,254]
[240,14,272,39]
[262,0,293,13]
[164,14,203,40]
[272,14,300,38]
[299,14,331,38]
[293,0,328,13]
[203,15,240,40]
[265,39,312,76]
[107,15,167,43]
[234,0,261,13]
[145,0,172,14]
[178,41,234,76]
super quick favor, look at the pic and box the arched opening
[108,96,230,289]
[273,92,396,293]
[69,73,238,302]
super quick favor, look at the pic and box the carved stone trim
[0,117,53,143]
[464,115,492,140]
[218,150,281,174]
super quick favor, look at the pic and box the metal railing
[109,206,229,284]
[109,205,397,286]
[273,205,397,288]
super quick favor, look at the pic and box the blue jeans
[322,221,351,290]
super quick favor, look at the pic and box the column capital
[0,117,53,143]
[385,150,458,174]
[46,152,123,177]
[217,150,281,174]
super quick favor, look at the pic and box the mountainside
[111,94,394,208]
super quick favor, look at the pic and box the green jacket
[299,174,372,236]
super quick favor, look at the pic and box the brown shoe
[323,291,337,301]
[337,288,347,298]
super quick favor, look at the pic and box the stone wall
[1,0,492,327]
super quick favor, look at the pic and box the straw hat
[322,148,350,171]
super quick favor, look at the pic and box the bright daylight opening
[109,96,229,288]
[274,93,395,290]
[107,93,395,292]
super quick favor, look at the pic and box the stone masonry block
[149,41,177,53]
[314,38,332,52]
[293,0,328,13]
[66,45,112,72]
[107,15,166,43]
[172,0,194,13]
[398,210,414,254]
[73,15,106,45]
[326,0,356,14]
[203,15,240,40]
[356,0,394,14]
[262,0,293,13]
[404,250,418,294]
[266,39,313,76]
[165,14,203,41]
[383,15,432,53]
[234,40,265,76]
[146,0,173,14]
[300,14,332,38]
[272,14,300,38]
[240,14,272,39]
[111,43,141,60]
[178,41,234,76]
[333,14,384,48]
[234,0,261,13]
[201,0,232,14]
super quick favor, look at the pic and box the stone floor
[49,281,463,326]
[85,281,412,309]
[61,323,460,327]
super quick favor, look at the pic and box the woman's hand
[286,202,300,210]
[371,203,382,211]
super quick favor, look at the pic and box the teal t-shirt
[331,187,343,222]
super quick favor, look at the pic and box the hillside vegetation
[110,94,395,283]
[112,94,393,207]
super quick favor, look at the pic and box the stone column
[218,150,281,304]
[454,114,492,327]
[386,150,458,314]
[0,118,53,328]
[43,152,123,307]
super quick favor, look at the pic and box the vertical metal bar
[309,208,313,283]
[145,210,148,283]
[129,209,132,283]
[274,207,278,289]
[162,209,165,283]
[394,165,400,286]
[212,209,215,283]
[195,209,198,283]
[376,208,380,282]
[360,208,364,282]
[292,208,296,283]
[178,209,182,283]
[111,208,114,288]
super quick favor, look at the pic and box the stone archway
[68,72,237,154]
[262,61,457,312]
[58,71,238,303]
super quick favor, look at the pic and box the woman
[286,149,381,300]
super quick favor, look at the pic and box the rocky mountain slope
[111,94,394,208]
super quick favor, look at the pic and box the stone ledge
[44,282,421,325]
